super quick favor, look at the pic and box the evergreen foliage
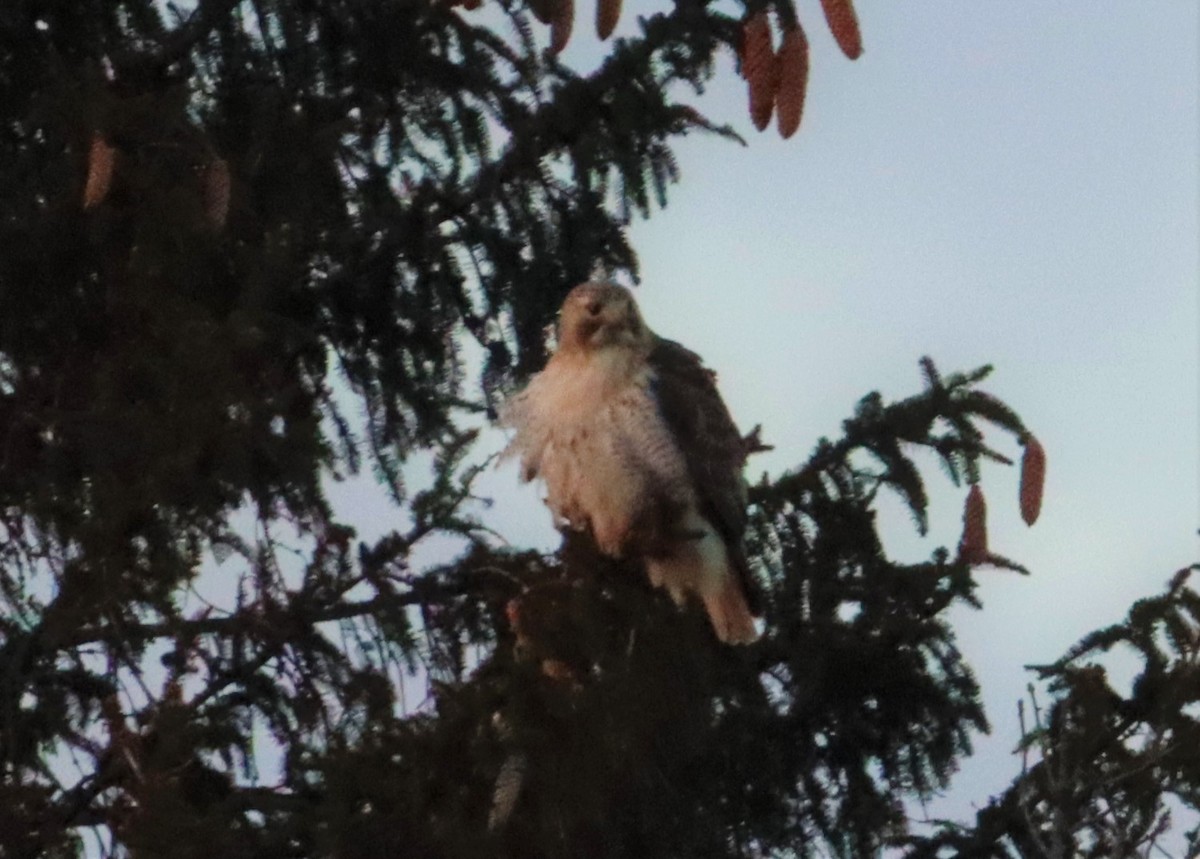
[900,567,1200,859]
[0,3,1194,858]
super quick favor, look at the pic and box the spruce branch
[64,578,483,650]
[757,359,1029,540]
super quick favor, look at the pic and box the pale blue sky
[461,1,1200,833]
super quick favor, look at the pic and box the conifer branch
[64,580,482,649]
[112,0,244,79]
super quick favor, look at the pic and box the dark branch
[65,584,477,649]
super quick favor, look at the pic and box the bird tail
[702,573,760,645]
[643,511,761,645]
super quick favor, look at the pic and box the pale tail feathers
[702,575,760,645]
[644,512,760,645]
[646,551,760,644]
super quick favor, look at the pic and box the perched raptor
[499,282,761,644]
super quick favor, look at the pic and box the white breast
[499,349,692,532]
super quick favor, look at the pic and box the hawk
[499,282,761,644]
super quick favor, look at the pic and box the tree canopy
[0,3,1196,858]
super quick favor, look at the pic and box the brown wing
[647,337,762,615]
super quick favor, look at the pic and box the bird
[499,282,761,644]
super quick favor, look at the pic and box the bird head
[556,282,651,354]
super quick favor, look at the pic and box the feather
[499,283,762,642]
[647,338,761,616]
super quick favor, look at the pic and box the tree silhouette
[1,3,1195,859]
[901,567,1200,859]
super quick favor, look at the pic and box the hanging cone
[203,158,231,229]
[776,24,809,139]
[818,0,863,60]
[527,0,557,24]
[504,597,522,629]
[488,712,527,831]
[83,134,115,210]
[549,0,573,54]
[958,484,988,563]
[596,0,620,39]
[1019,436,1046,525]
[541,658,576,681]
[488,749,528,830]
[506,597,533,655]
[163,678,184,704]
[742,11,778,131]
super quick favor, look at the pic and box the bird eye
[586,300,603,316]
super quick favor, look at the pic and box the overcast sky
[315,0,1200,839]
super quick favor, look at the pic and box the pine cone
[163,678,184,705]
[488,750,528,830]
[506,597,533,656]
[203,158,231,229]
[540,658,577,682]
[549,0,574,54]
[818,0,863,60]
[776,25,809,139]
[742,11,778,131]
[958,484,988,563]
[527,0,557,24]
[596,0,621,40]
[82,134,115,210]
[1020,436,1046,525]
